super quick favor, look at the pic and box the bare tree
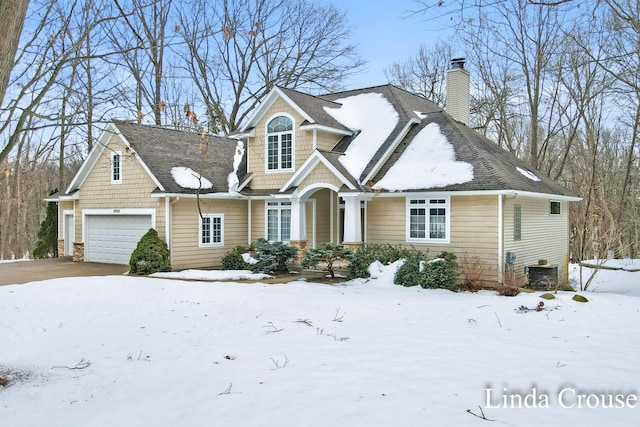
[384,41,453,108]
[0,0,30,106]
[178,0,364,134]
[110,0,174,126]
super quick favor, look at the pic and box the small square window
[550,201,561,215]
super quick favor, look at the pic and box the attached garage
[84,212,154,264]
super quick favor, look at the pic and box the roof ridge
[113,120,237,140]
[277,85,343,107]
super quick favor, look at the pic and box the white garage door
[85,215,152,264]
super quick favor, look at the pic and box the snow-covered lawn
[0,258,31,264]
[1,265,639,426]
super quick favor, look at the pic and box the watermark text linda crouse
[484,385,638,409]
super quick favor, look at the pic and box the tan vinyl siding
[75,135,165,242]
[170,198,247,269]
[298,163,343,192]
[367,195,500,283]
[246,98,315,189]
[313,189,331,244]
[251,200,266,240]
[504,197,569,285]
[315,130,340,152]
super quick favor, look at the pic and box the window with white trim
[266,201,291,242]
[266,115,293,171]
[199,214,224,247]
[407,197,450,243]
[111,151,122,184]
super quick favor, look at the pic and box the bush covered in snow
[394,251,427,287]
[222,245,253,270]
[251,238,298,274]
[394,251,459,291]
[129,228,171,275]
[348,244,424,279]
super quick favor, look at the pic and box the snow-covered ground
[1,264,639,426]
[0,258,30,264]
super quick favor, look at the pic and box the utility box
[527,264,558,290]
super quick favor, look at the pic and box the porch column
[289,196,307,256]
[342,193,362,246]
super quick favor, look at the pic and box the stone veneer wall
[73,243,84,262]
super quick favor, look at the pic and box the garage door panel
[86,215,152,264]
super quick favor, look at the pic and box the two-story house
[50,61,579,285]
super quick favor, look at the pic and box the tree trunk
[0,0,29,106]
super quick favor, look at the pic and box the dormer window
[266,115,294,172]
[111,151,122,184]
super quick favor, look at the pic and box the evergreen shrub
[129,228,171,275]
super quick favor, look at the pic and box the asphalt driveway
[0,258,129,286]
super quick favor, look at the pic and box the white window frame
[265,201,291,242]
[550,200,561,215]
[406,196,450,244]
[111,150,122,184]
[265,113,295,173]
[199,213,224,248]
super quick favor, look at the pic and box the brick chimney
[446,58,470,126]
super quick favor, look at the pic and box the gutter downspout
[167,197,180,266]
[498,194,504,284]
[165,196,171,254]
[248,198,252,245]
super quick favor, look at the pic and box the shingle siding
[75,135,165,243]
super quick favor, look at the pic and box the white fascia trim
[116,131,165,192]
[363,118,420,184]
[299,123,352,136]
[241,87,314,132]
[66,122,119,193]
[58,193,80,200]
[237,173,253,191]
[65,122,165,194]
[230,129,255,139]
[81,208,156,244]
[280,150,356,192]
[150,192,247,199]
[372,189,581,201]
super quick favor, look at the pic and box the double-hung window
[199,214,223,247]
[407,197,450,243]
[111,151,122,184]
[266,115,293,171]
[266,201,291,242]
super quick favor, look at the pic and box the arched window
[266,115,293,171]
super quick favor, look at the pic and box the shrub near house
[129,229,171,275]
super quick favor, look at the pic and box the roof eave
[299,123,352,136]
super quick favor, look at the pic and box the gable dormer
[239,87,350,190]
